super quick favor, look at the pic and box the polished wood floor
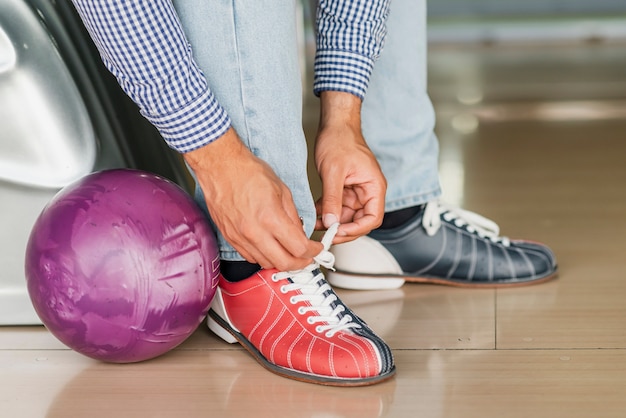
[3,39,626,417]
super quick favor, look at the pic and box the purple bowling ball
[24,169,220,363]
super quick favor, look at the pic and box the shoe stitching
[468,234,477,280]
[414,221,448,276]
[248,292,276,343]
[338,333,373,378]
[269,318,296,363]
[512,242,556,268]
[515,247,536,279]
[500,246,516,280]
[351,323,392,374]
[287,328,306,370]
[447,225,463,279]
[220,281,266,297]
[306,337,315,374]
[328,344,336,377]
[261,305,286,353]
[334,336,368,378]
[487,238,494,281]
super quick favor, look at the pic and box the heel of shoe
[207,314,238,344]
[327,270,405,290]
[206,289,239,344]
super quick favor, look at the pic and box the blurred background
[424,1,626,208]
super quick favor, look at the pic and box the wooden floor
[3,39,626,417]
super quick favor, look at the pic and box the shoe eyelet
[315,326,323,333]
[307,317,315,324]
[271,274,278,282]
[290,296,297,304]
[280,285,288,294]
[297,307,306,315]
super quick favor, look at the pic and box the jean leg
[172,0,315,260]
[362,0,442,212]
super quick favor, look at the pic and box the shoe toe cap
[510,240,558,279]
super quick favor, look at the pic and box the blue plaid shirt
[72,0,390,153]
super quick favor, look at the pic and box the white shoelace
[422,201,511,247]
[272,223,361,338]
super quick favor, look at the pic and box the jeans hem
[384,187,442,212]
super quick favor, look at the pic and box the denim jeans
[173,0,441,260]
[363,0,442,212]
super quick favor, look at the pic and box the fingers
[209,184,324,271]
[316,184,385,243]
[315,152,384,234]
[184,130,323,272]
[225,216,323,271]
[319,168,343,229]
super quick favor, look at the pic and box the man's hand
[315,91,387,243]
[184,128,323,271]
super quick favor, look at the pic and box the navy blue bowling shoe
[328,201,558,289]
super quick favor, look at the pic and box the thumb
[322,213,339,229]
[321,176,343,229]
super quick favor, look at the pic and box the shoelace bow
[272,223,360,338]
[422,201,511,247]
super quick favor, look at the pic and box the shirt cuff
[143,89,231,154]
[313,50,375,100]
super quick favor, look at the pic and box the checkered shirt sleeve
[314,0,391,100]
[71,0,231,153]
[72,1,390,153]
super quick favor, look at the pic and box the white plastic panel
[0,0,96,189]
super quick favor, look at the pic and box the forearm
[71,0,230,153]
[318,91,361,131]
